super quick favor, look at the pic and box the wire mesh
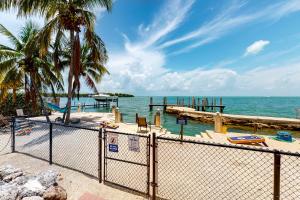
[280,155,300,200]
[156,138,275,200]
[0,124,11,155]
[52,123,99,178]
[15,119,50,161]
[104,131,150,194]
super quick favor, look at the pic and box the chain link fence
[154,136,300,200]
[7,118,300,200]
[15,119,50,161]
[52,123,100,178]
[0,121,12,156]
[104,130,150,195]
[12,118,101,179]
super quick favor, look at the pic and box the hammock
[47,102,68,123]
[47,102,67,113]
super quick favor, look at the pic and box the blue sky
[1,0,300,96]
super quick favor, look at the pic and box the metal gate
[103,130,150,195]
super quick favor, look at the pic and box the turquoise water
[60,96,300,136]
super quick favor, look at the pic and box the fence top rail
[25,119,100,132]
[157,135,300,157]
[52,122,99,132]
[104,129,151,138]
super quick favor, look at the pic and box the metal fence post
[49,122,53,165]
[98,128,103,183]
[152,132,158,200]
[11,117,15,153]
[274,152,281,200]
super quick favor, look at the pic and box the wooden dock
[149,96,225,112]
[166,106,300,132]
[71,98,118,109]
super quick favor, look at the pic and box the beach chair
[137,116,148,132]
[0,114,10,133]
[16,109,27,118]
[227,135,267,146]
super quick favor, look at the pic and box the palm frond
[0,24,22,49]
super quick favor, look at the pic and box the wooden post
[180,124,184,142]
[220,97,223,113]
[163,97,167,111]
[154,110,161,127]
[135,113,138,123]
[273,152,281,200]
[214,98,216,112]
[197,98,200,111]
[214,112,223,133]
[150,97,153,111]
[192,97,195,109]
[211,97,213,111]
[188,97,190,107]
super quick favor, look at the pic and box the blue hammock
[47,103,67,113]
[47,103,68,122]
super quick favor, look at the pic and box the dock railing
[149,96,225,112]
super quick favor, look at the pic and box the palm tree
[1,0,112,124]
[0,21,64,121]
[60,42,109,99]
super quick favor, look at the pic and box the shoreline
[26,111,300,153]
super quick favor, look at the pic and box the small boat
[92,93,118,102]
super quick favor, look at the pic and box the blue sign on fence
[109,144,119,152]
[108,133,119,153]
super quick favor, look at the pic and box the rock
[43,186,67,200]
[19,179,45,198]
[3,172,23,182]
[11,176,30,186]
[22,196,43,200]
[37,170,59,188]
[0,184,19,200]
[0,165,22,180]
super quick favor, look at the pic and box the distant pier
[149,96,225,112]
[71,97,118,109]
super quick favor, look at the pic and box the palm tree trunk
[30,72,50,122]
[12,88,16,105]
[65,30,75,124]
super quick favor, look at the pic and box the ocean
[60,96,300,136]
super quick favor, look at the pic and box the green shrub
[0,93,42,116]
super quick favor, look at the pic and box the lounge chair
[137,116,148,132]
[0,114,10,133]
[16,109,27,118]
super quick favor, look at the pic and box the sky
[1,0,300,96]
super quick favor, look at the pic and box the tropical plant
[60,42,109,99]
[0,21,64,121]
[0,0,112,123]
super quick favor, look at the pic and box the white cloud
[97,0,195,94]
[160,0,300,55]
[132,0,195,49]
[96,0,300,96]
[244,40,270,56]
